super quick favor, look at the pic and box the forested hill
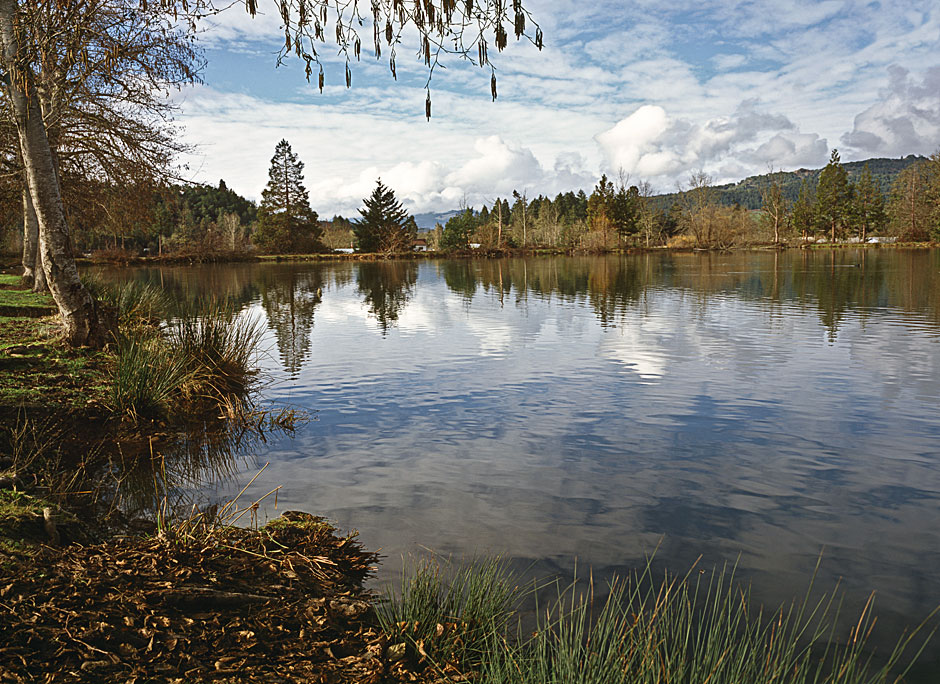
[651,155,927,211]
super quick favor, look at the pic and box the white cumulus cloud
[594,105,677,177]
[595,101,830,184]
[841,66,940,157]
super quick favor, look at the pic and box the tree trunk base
[60,299,117,348]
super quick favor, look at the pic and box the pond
[106,249,940,661]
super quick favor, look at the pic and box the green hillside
[651,155,927,211]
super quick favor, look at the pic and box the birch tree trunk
[27,190,46,293]
[21,184,47,292]
[0,0,109,346]
[21,185,37,287]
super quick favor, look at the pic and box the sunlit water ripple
[105,250,940,662]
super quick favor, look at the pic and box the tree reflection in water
[108,413,300,525]
[259,267,324,376]
[356,261,418,335]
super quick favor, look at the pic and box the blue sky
[172,0,940,216]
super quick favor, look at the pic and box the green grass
[105,301,262,422]
[108,334,193,421]
[0,317,110,410]
[0,286,55,315]
[81,274,169,324]
[0,274,23,286]
[380,557,937,684]
[0,281,262,422]
[167,300,263,401]
[0,487,59,560]
[377,556,519,673]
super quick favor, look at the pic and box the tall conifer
[253,140,321,253]
[791,179,816,239]
[815,149,852,243]
[851,164,886,242]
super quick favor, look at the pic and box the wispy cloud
[176,0,940,211]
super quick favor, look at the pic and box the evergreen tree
[354,179,415,253]
[587,174,615,247]
[663,201,682,237]
[611,184,641,244]
[791,179,816,239]
[575,190,589,221]
[887,162,932,240]
[441,208,477,251]
[253,139,321,253]
[182,180,257,227]
[850,164,887,241]
[510,190,529,247]
[928,152,940,241]
[814,149,852,242]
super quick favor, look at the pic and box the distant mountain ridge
[412,209,462,231]
[650,154,928,211]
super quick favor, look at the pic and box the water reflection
[106,423,260,522]
[258,268,323,376]
[356,261,418,335]
[109,251,940,670]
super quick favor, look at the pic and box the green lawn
[0,316,110,410]
[0,279,55,317]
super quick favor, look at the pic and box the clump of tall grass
[377,556,519,672]
[108,300,262,422]
[381,557,937,684]
[81,273,169,325]
[109,335,192,421]
[166,299,263,402]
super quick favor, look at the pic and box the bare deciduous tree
[0,0,540,346]
[760,167,788,244]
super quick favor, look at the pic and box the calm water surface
[112,250,940,652]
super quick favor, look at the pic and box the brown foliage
[0,512,430,682]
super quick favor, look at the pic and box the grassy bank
[377,556,937,684]
[0,272,268,556]
[0,276,262,423]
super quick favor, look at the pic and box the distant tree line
[3,145,938,260]
[426,149,940,251]
[652,155,928,211]
[429,183,681,252]
[770,150,940,245]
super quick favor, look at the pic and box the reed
[167,300,263,401]
[109,335,192,420]
[376,555,519,672]
[82,274,169,323]
[382,557,936,684]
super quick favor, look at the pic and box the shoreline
[0,274,422,681]
[2,240,925,269]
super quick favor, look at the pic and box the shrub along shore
[0,271,937,683]
[53,239,940,268]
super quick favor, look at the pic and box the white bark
[21,184,37,286]
[0,0,109,346]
